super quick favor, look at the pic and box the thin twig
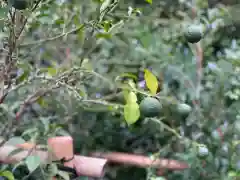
[15,85,59,120]
[20,24,86,47]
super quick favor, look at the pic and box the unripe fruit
[234,160,240,171]
[211,129,222,142]
[184,25,203,43]
[12,0,28,10]
[197,145,209,158]
[176,103,192,115]
[139,97,161,117]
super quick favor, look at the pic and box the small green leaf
[0,170,15,180]
[145,0,152,4]
[126,91,138,104]
[16,70,29,83]
[47,67,58,76]
[0,7,9,18]
[144,69,158,95]
[103,21,111,32]
[57,170,70,180]
[81,58,93,70]
[124,103,140,125]
[108,20,124,35]
[25,155,41,173]
[118,73,138,81]
[95,32,112,39]
[37,97,47,107]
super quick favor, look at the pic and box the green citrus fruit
[184,25,203,43]
[176,103,192,115]
[197,145,209,159]
[12,0,28,10]
[139,97,161,117]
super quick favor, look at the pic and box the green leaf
[118,73,138,81]
[150,177,166,180]
[5,137,26,146]
[228,171,237,177]
[103,21,112,32]
[7,148,25,158]
[17,70,29,83]
[47,67,58,76]
[108,20,124,35]
[100,0,112,14]
[123,90,129,103]
[145,0,152,4]
[0,170,15,180]
[126,91,138,104]
[25,155,41,173]
[81,58,93,70]
[46,163,58,176]
[0,7,9,18]
[40,117,50,133]
[57,170,70,180]
[144,69,158,95]
[217,60,233,73]
[124,103,140,125]
[140,34,152,48]
[37,97,47,107]
[95,32,112,39]
[78,177,89,180]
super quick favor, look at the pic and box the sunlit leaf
[57,170,70,180]
[47,67,58,76]
[124,103,140,125]
[81,58,93,70]
[145,0,152,4]
[126,91,137,104]
[37,97,47,107]
[95,33,112,39]
[103,20,112,32]
[0,170,15,180]
[144,69,158,95]
[25,155,41,173]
